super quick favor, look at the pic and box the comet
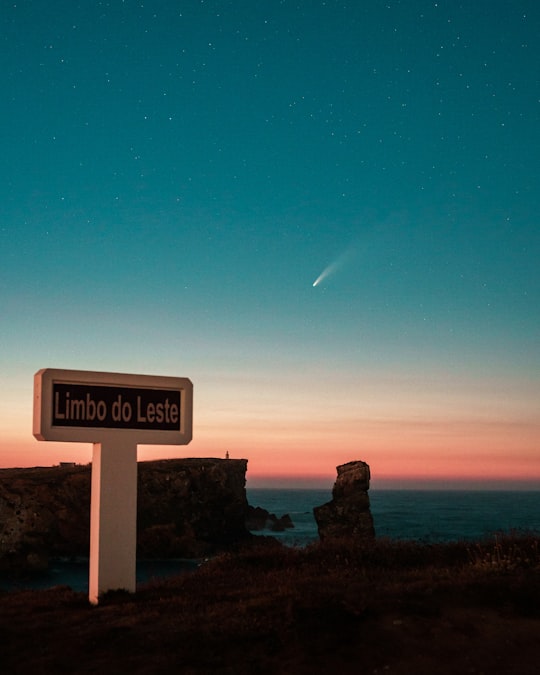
[312,269,331,287]
[312,247,356,288]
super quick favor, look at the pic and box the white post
[33,369,193,606]
[89,439,138,604]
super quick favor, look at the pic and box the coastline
[3,487,540,593]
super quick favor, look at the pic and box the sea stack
[314,460,375,541]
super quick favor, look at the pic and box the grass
[1,533,539,674]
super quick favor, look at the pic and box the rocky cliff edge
[0,458,251,572]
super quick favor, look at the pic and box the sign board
[34,368,193,444]
[33,368,193,604]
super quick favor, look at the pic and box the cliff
[0,458,251,572]
[313,460,375,541]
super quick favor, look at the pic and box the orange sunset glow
[1,1,539,491]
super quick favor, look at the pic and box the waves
[247,488,540,546]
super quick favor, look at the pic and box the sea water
[247,488,540,546]
[247,488,331,547]
[0,558,200,594]
[369,489,540,542]
[2,489,539,592]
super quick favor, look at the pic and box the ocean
[2,489,539,592]
[247,488,540,547]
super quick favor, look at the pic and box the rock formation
[0,458,252,573]
[245,506,294,533]
[313,460,375,541]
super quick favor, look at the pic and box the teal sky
[1,1,539,486]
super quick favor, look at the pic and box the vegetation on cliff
[1,533,539,674]
[0,459,251,571]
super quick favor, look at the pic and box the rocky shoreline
[2,461,539,672]
[0,459,251,572]
[0,459,375,574]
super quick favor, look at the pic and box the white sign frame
[33,368,193,604]
[34,368,193,444]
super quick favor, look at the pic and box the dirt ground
[1,537,539,674]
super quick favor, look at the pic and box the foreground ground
[1,534,539,674]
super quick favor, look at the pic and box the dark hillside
[1,534,539,674]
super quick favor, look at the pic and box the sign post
[33,368,193,604]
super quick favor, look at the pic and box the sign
[34,369,193,444]
[33,368,193,604]
[51,384,181,430]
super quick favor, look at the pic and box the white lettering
[54,391,65,419]
[136,397,179,425]
[137,396,146,422]
[86,394,96,421]
[122,401,132,422]
[97,400,107,421]
[70,398,85,420]
[112,395,122,422]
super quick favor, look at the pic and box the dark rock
[245,505,295,532]
[137,458,250,558]
[0,458,251,572]
[245,506,271,531]
[270,513,294,532]
[314,460,375,541]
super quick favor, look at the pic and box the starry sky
[1,1,539,488]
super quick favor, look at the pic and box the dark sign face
[52,383,181,431]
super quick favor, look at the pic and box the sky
[1,1,539,489]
